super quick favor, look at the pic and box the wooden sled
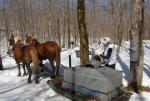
[47,77,100,101]
[47,77,132,101]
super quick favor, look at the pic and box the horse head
[26,33,37,45]
[8,34,15,46]
[7,34,23,56]
[8,34,21,46]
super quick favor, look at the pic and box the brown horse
[25,33,61,76]
[8,34,40,84]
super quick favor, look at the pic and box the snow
[0,41,150,101]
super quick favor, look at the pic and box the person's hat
[103,37,111,44]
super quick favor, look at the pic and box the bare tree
[129,0,144,93]
[1,0,149,45]
[2,0,10,38]
[67,0,71,48]
[77,0,89,64]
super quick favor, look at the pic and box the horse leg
[32,59,40,84]
[17,63,21,77]
[48,59,55,74]
[30,47,40,84]
[56,64,59,76]
[26,64,32,83]
[34,68,40,84]
[55,48,60,75]
[55,57,60,76]
[39,60,43,66]
[23,64,27,76]
[39,60,44,72]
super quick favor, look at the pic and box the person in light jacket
[100,37,117,69]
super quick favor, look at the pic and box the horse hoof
[17,74,21,77]
[35,81,39,84]
[51,75,56,79]
[27,80,32,83]
[23,73,27,76]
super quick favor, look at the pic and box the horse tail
[30,47,40,71]
[56,46,61,75]
[30,47,40,83]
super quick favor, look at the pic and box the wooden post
[69,55,71,68]
[0,55,3,70]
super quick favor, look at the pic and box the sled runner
[47,77,99,101]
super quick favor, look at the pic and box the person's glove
[94,50,101,56]
[100,54,105,58]
[93,55,101,61]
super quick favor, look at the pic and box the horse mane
[12,34,22,43]
[27,33,37,39]
[11,34,24,48]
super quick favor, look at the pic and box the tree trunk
[77,0,89,65]
[57,18,61,46]
[67,0,71,49]
[129,0,144,93]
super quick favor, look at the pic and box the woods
[0,0,150,44]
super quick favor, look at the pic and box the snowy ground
[0,41,150,101]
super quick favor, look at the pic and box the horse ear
[7,38,10,41]
[32,33,37,39]
[26,34,28,37]
[27,32,32,37]
[29,33,32,36]
[31,33,34,37]
[11,34,14,38]
[18,39,22,42]
[18,36,22,41]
